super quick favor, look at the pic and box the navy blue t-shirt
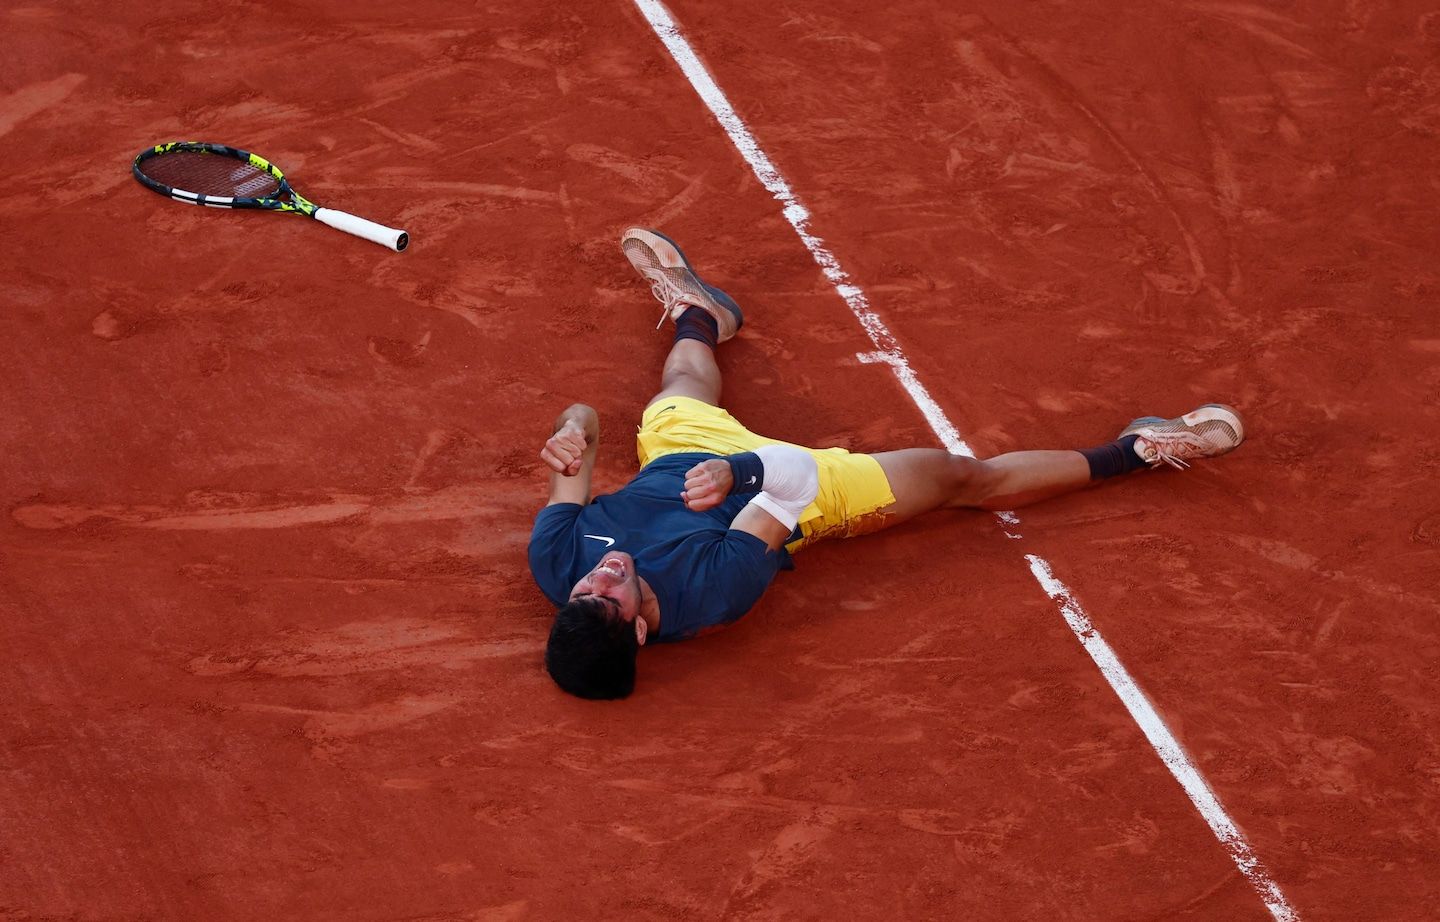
[528,452,791,641]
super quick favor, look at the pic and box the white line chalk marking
[632,2,1299,919]
[1026,557,1298,920]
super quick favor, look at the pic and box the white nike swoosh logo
[745,476,757,485]
[583,534,616,548]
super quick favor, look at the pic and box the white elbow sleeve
[747,445,820,531]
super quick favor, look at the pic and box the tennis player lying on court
[530,228,1245,699]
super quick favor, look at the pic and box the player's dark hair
[545,597,639,699]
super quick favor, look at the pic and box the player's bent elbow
[753,445,819,503]
[747,445,820,531]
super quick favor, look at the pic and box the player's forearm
[541,404,601,498]
[554,403,599,444]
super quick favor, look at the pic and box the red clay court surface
[3,1,1439,919]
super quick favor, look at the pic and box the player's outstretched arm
[540,403,599,507]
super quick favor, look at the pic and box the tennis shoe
[1120,404,1245,470]
[620,227,744,342]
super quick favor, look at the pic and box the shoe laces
[641,270,691,329]
[1133,429,1214,470]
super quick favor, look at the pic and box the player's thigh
[636,396,758,467]
[871,448,991,525]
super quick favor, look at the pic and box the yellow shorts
[637,396,896,552]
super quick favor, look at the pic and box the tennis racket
[132,141,408,252]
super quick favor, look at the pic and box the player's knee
[944,454,996,507]
[545,597,639,699]
[662,353,710,383]
[660,364,700,387]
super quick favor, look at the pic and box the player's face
[568,551,642,622]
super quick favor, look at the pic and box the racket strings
[141,152,281,198]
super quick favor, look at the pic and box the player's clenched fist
[681,458,734,511]
[541,420,589,476]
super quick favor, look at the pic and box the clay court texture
[3,1,1438,919]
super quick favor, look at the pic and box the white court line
[630,2,1299,920]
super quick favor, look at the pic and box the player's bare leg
[871,448,1088,529]
[621,227,744,408]
[869,404,1246,531]
[652,337,722,406]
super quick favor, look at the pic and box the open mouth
[598,556,627,579]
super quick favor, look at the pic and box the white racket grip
[313,207,409,252]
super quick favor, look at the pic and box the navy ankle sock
[1079,435,1147,480]
[674,306,719,349]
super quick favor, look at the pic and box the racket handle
[313,207,409,252]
